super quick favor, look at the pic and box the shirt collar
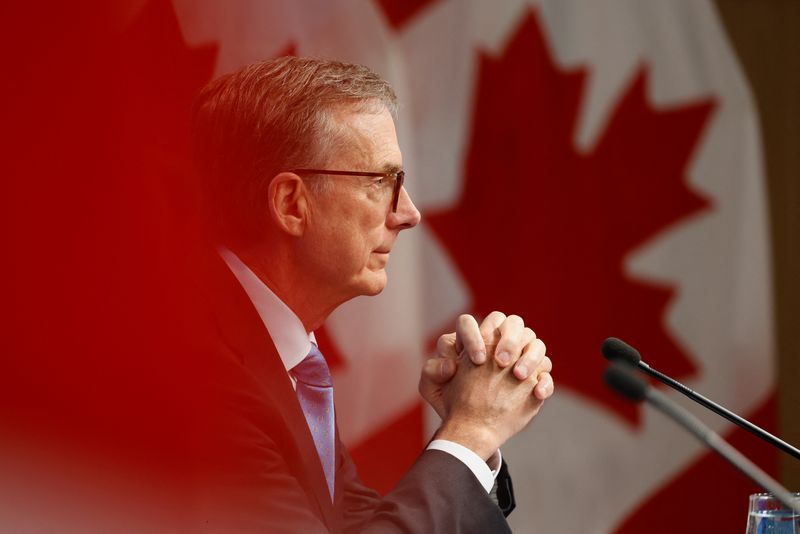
[218,246,315,372]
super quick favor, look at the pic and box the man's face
[299,105,421,301]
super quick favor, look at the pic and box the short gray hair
[192,56,397,245]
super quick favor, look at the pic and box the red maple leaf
[373,0,440,30]
[425,11,716,424]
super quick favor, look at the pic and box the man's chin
[357,270,387,296]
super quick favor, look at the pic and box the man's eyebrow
[379,163,403,174]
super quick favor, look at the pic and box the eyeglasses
[291,168,405,212]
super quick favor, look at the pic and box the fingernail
[441,359,453,377]
[515,364,528,379]
[537,375,553,397]
[474,350,486,364]
[497,351,511,365]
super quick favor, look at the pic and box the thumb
[421,357,456,388]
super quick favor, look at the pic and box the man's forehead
[328,106,402,169]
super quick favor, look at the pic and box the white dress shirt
[218,247,499,493]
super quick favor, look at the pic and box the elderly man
[191,56,554,532]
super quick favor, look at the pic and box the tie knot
[291,345,332,387]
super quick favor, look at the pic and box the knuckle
[498,328,521,345]
[523,347,542,367]
[523,335,535,349]
[482,311,506,329]
[523,327,536,341]
[506,314,524,327]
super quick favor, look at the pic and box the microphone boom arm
[638,361,800,461]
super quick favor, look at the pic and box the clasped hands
[419,312,554,461]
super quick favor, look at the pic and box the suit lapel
[200,253,337,526]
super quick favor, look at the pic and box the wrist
[435,419,497,461]
[486,449,501,471]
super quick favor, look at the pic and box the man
[191,56,554,532]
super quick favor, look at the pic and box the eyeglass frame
[290,168,406,213]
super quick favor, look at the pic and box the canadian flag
[126,0,775,531]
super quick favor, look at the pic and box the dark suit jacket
[192,254,514,533]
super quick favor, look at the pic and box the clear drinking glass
[746,493,800,533]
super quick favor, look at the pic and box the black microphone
[604,361,800,513]
[601,337,800,461]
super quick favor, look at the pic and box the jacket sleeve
[336,436,512,534]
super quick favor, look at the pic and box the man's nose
[387,186,421,230]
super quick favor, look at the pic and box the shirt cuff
[427,440,501,493]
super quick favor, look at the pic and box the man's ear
[268,172,310,236]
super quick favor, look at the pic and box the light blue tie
[290,344,335,501]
